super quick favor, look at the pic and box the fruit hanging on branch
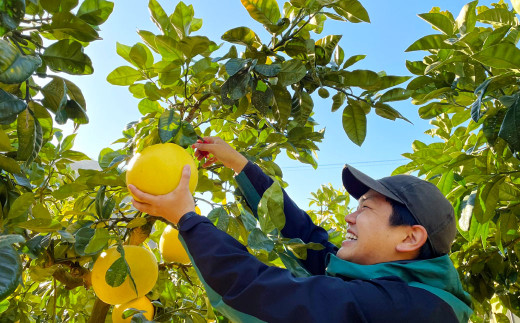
[111,296,155,323]
[159,225,191,265]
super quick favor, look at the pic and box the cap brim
[342,165,403,203]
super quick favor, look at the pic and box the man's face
[336,189,408,265]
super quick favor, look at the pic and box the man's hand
[192,137,248,174]
[129,165,195,224]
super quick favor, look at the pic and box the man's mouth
[345,232,357,241]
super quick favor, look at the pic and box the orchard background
[0,0,520,322]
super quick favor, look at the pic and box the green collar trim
[326,254,473,322]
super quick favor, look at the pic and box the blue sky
[66,0,488,208]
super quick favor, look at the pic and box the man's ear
[396,225,428,254]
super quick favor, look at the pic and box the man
[129,137,473,323]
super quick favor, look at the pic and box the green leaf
[294,91,313,125]
[240,208,258,232]
[277,252,310,277]
[0,0,26,36]
[158,109,180,143]
[331,92,345,112]
[8,192,35,219]
[32,204,51,219]
[77,0,114,25]
[207,207,230,231]
[106,66,142,86]
[333,0,370,23]
[418,13,454,36]
[0,246,22,301]
[42,12,100,42]
[277,59,306,86]
[105,256,128,288]
[257,181,285,232]
[172,121,197,148]
[513,0,520,15]
[476,8,515,26]
[225,58,248,77]
[43,40,93,75]
[342,103,366,146]
[138,98,162,115]
[455,0,477,34]
[222,27,262,49]
[374,102,410,123]
[472,43,520,69]
[52,182,89,199]
[84,228,110,254]
[342,54,365,69]
[0,235,25,248]
[405,34,452,52]
[240,0,281,32]
[178,36,216,60]
[379,87,412,102]
[40,0,77,13]
[220,70,251,103]
[0,128,11,152]
[148,0,173,36]
[271,84,291,129]
[498,97,520,153]
[17,218,61,232]
[155,35,184,61]
[0,155,21,174]
[470,79,491,122]
[170,1,195,39]
[315,35,342,65]
[74,227,95,255]
[0,40,42,84]
[247,228,274,251]
[17,109,43,163]
[63,99,88,124]
[129,43,154,70]
[41,77,67,115]
[0,89,26,125]
[475,177,505,223]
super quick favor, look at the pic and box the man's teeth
[345,232,357,241]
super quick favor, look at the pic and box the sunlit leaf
[455,0,477,34]
[342,104,366,146]
[472,43,520,69]
[0,40,41,84]
[77,0,114,25]
[222,27,262,49]
[106,66,142,86]
[418,13,455,35]
[240,0,281,32]
[333,0,370,23]
[405,34,453,52]
[42,12,100,42]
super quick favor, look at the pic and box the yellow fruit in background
[159,225,191,264]
[111,296,154,323]
[91,245,158,305]
[126,143,198,201]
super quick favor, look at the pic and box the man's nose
[345,210,358,224]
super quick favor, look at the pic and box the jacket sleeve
[234,161,338,275]
[178,213,458,323]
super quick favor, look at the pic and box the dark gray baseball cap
[342,164,456,256]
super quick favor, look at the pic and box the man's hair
[386,198,434,260]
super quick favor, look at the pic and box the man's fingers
[128,184,156,204]
[177,165,192,190]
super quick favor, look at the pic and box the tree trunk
[88,298,110,323]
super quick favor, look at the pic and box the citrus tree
[1,0,412,321]
[396,1,520,321]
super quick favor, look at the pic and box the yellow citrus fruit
[159,225,191,264]
[91,245,158,305]
[126,143,198,201]
[111,296,154,323]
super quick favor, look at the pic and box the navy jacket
[178,162,473,322]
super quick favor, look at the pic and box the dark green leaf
[293,90,313,125]
[105,256,128,288]
[475,177,505,223]
[64,100,88,124]
[221,70,251,103]
[331,92,345,112]
[0,235,25,248]
[41,78,67,115]
[225,58,248,77]
[0,0,26,36]
[51,182,89,199]
[42,12,100,42]
[240,208,258,232]
[498,97,520,153]
[0,40,41,84]
[158,109,180,143]
[7,192,34,219]
[254,63,281,77]
[172,121,198,148]
[271,84,291,129]
[278,59,306,86]
[84,228,110,254]
[379,88,412,102]
[0,246,22,301]
[257,181,285,232]
[470,79,491,122]
[277,252,310,277]
[95,185,106,219]
[247,228,274,251]
[16,109,43,163]
[207,207,230,231]
[342,54,365,69]
[77,0,114,25]
[74,227,95,255]
[315,35,342,65]
[342,104,366,146]
[0,89,26,125]
[0,155,21,174]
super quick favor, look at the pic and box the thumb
[177,165,192,190]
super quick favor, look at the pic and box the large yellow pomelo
[159,225,191,264]
[112,296,154,323]
[126,143,198,200]
[91,245,158,305]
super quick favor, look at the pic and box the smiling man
[129,137,473,323]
